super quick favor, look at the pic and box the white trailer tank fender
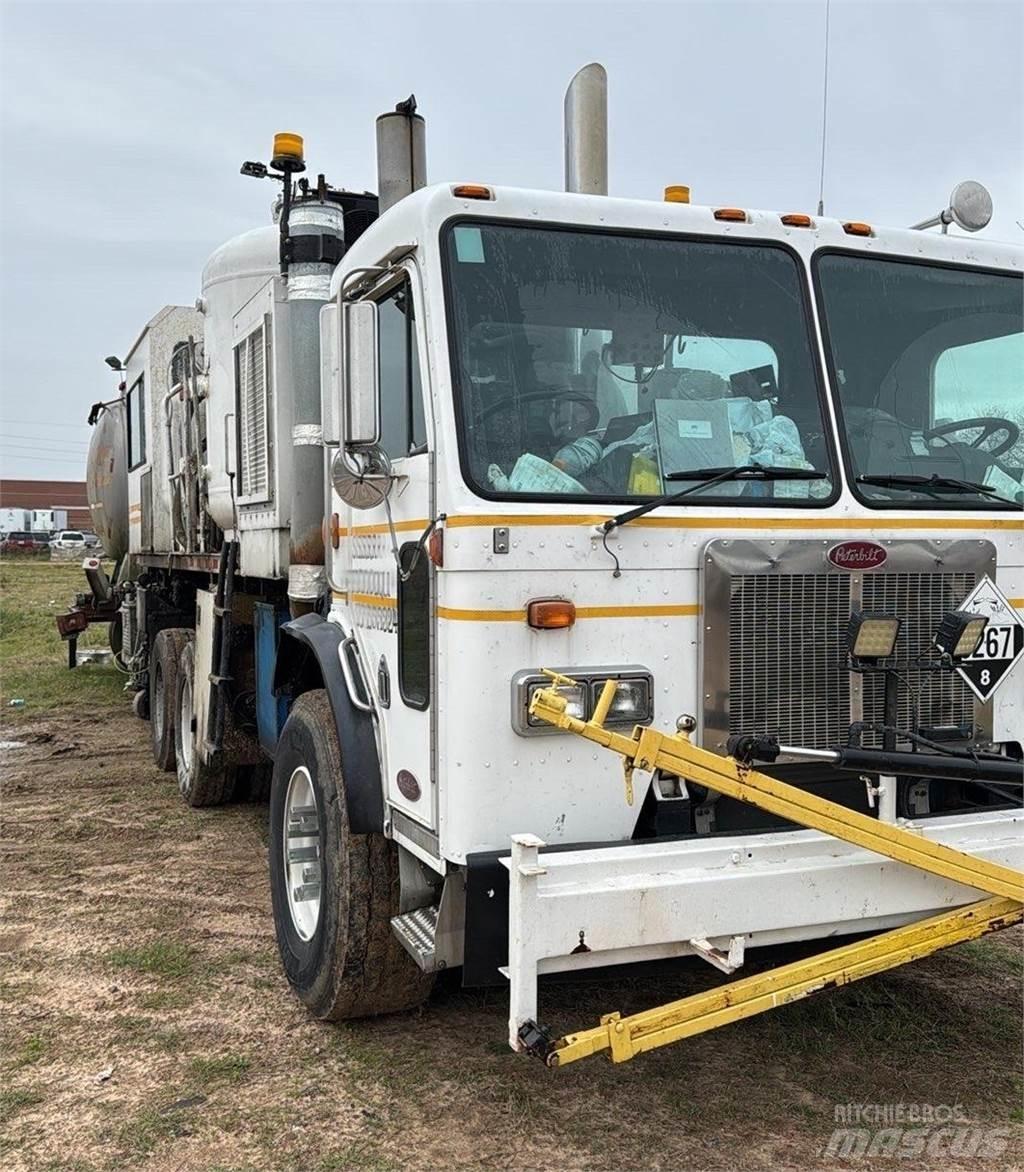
[200,224,279,532]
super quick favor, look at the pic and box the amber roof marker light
[452,183,494,200]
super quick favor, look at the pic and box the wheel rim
[283,766,321,942]
[178,667,193,779]
[153,662,165,744]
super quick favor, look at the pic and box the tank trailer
[61,66,1023,1063]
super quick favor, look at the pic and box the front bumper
[501,808,1023,1044]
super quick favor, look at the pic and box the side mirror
[342,299,380,447]
[947,180,993,233]
[330,446,395,510]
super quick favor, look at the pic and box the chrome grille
[724,569,979,747]
[728,574,852,744]
[861,572,976,743]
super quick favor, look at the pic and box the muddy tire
[173,638,236,807]
[269,689,435,1020]
[149,628,190,772]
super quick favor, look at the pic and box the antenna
[816,0,832,217]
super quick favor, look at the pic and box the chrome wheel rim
[283,766,321,941]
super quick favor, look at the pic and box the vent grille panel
[726,571,978,746]
[236,323,271,503]
[728,574,851,745]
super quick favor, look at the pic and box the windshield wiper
[602,464,827,533]
[857,473,1018,505]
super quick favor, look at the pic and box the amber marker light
[843,221,874,237]
[452,184,494,200]
[713,207,747,222]
[527,599,576,629]
[781,213,814,227]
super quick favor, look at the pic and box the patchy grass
[107,940,194,979]
[0,1088,44,1125]
[0,561,122,713]
[187,1054,252,1087]
[8,1034,47,1069]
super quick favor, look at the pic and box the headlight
[526,681,587,726]
[595,677,652,723]
[512,666,654,736]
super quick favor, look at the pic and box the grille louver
[236,323,271,503]
[704,540,991,753]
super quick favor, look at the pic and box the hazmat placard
[955,576,1024,703]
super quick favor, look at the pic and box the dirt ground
[2,565,1023,1171]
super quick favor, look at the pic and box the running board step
[391,906,439,972]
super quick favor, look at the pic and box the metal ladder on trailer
[517,675,1023,1068]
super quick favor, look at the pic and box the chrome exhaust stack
[564,63,608,195]
[376,95,427,214]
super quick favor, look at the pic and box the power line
[0,419,94,430]
[2,433,90,448]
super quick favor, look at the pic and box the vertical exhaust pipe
[564,63,607,195]
[376,95,427,214]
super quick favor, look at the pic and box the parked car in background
[82,532,101,549]
[50,531,87,551]
[1,530,49,554]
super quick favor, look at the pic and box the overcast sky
[0,0,1020,484]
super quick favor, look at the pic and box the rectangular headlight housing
[512,666,654,736]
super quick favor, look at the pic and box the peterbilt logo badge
[827,541,887,570]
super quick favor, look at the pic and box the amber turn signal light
[527,599,576,629]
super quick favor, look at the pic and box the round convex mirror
[948,180,993,233]
[331,447,394,510]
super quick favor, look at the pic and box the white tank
[86,399,129,560]
[200,225,280,531]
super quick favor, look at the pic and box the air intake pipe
[376,95,427,214]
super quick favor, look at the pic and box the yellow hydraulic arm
[524,674,1023,1068]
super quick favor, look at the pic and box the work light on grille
[847,612,901,662]
[933,611,988,661]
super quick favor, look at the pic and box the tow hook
[517,1020,557,1063]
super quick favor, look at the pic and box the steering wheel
[476,387,600,431]
[924,416,1020,457]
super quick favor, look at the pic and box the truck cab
[65,75,1023,1053]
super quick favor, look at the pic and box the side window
[397,543,429,709]
[377,281,426,460]
[127,376,146,469]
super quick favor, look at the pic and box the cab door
[332,271,436,834]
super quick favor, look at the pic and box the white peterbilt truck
[63,66,1023,1059]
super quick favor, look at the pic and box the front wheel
[268,689,434,1020]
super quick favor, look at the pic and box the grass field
[1,561,1022,1171]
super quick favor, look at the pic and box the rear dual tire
[173,638,236,806]
[149,628,191,772]
[268,689,434,1020]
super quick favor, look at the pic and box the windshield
[444,222,835,504]
[815,254,1024,507]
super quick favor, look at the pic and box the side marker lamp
[848,612,901,662]
[933,611,988,661]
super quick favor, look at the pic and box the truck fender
[273,612,384,835]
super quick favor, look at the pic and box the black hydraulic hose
[834,746,1022,784]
